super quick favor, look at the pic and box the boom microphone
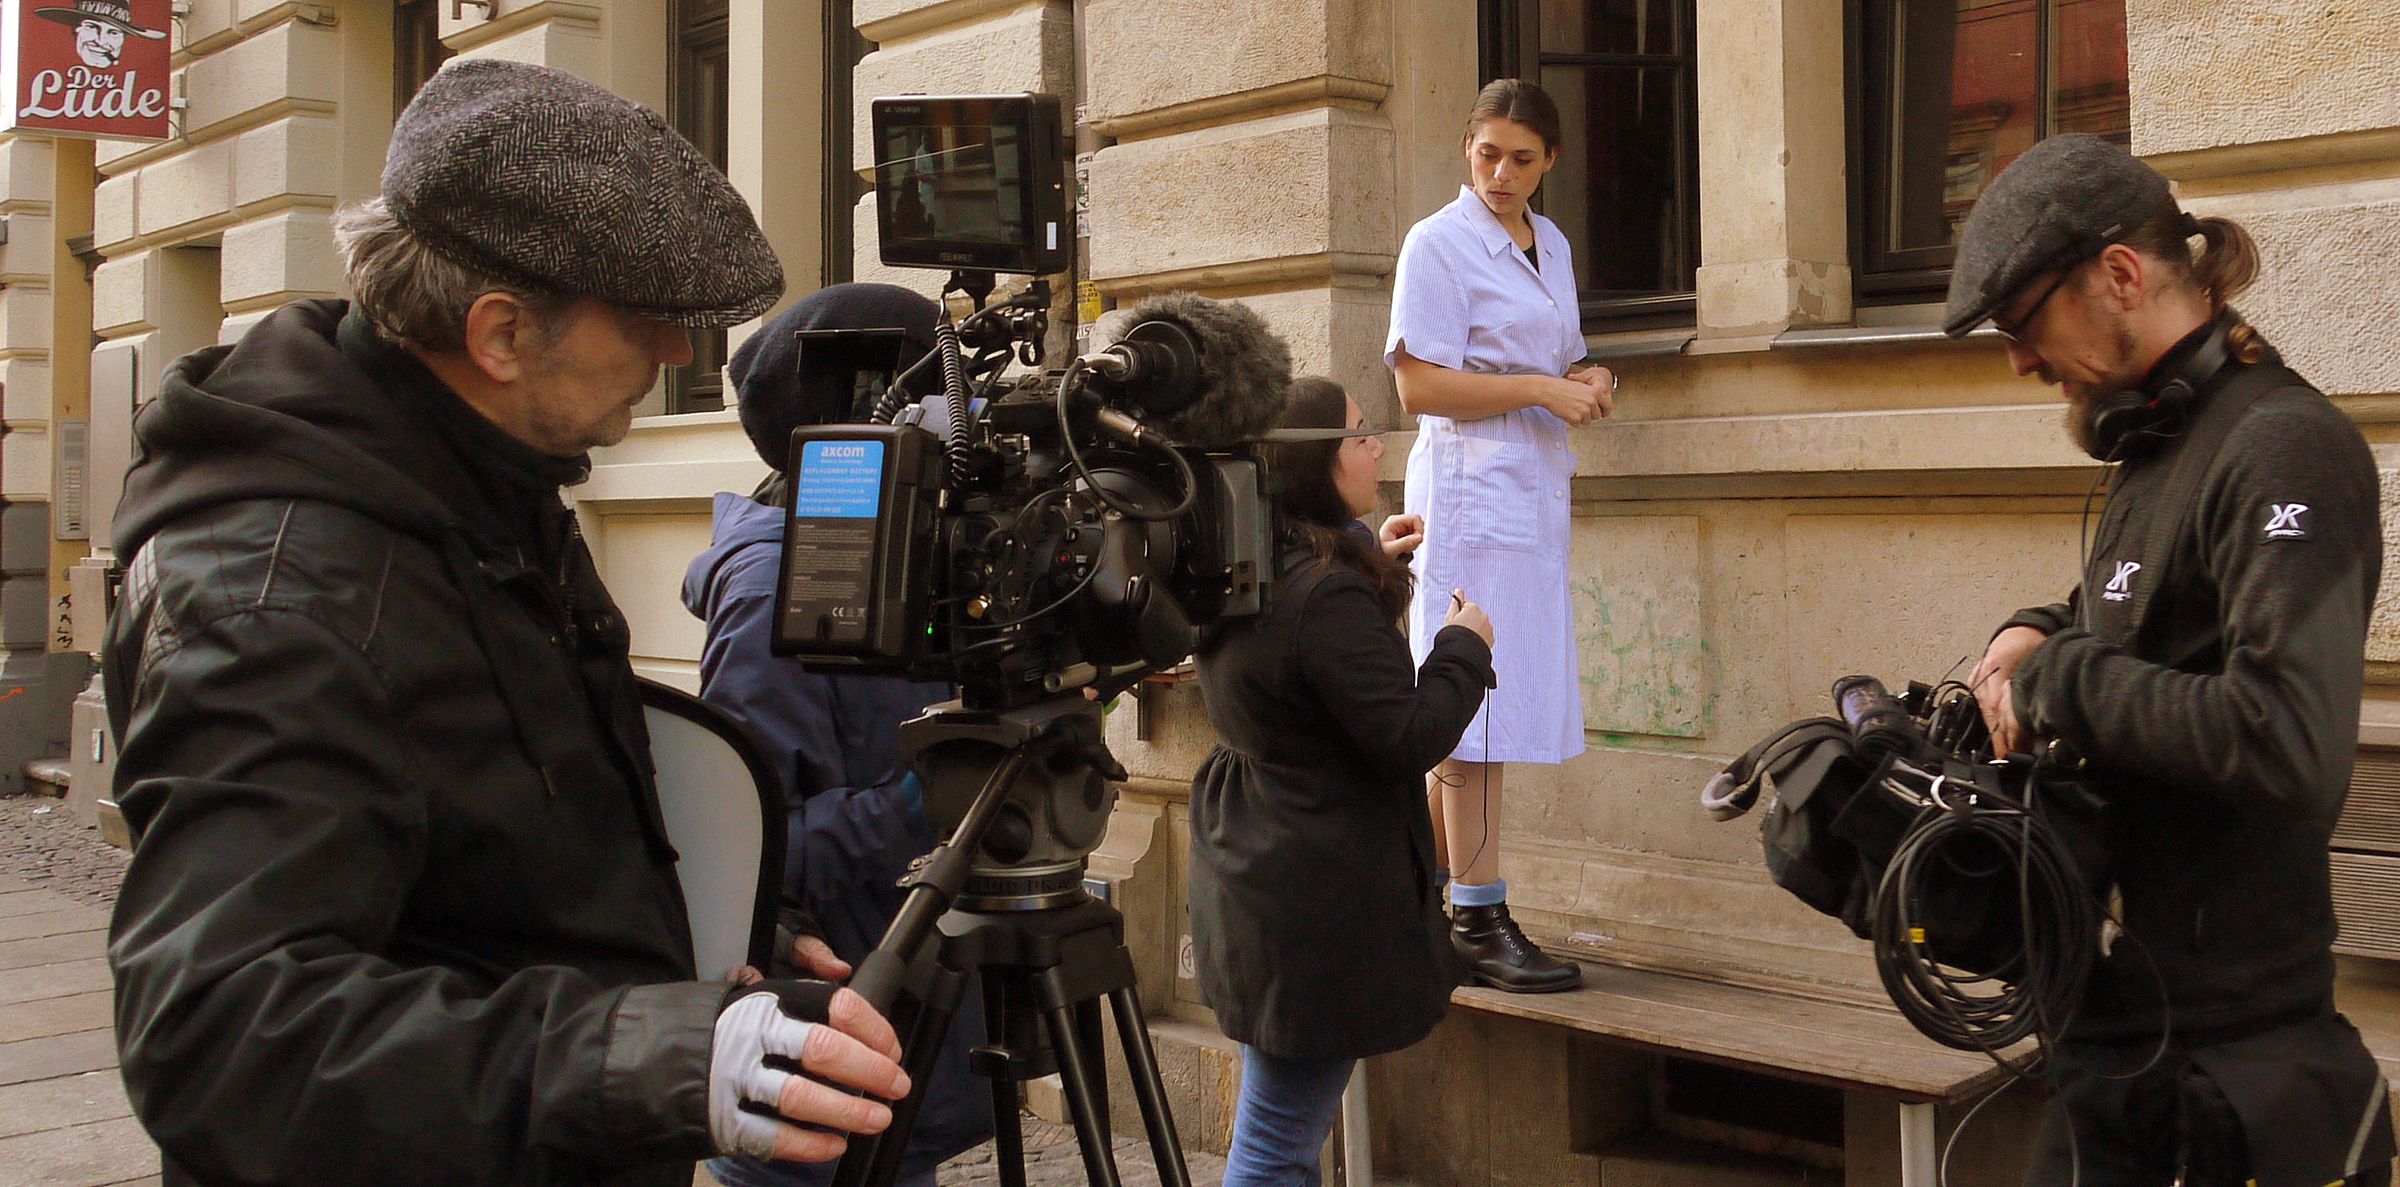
[1076,292,1292,447]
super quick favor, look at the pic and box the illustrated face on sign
[73,18,122,68]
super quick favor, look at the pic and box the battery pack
[770,424,942,671]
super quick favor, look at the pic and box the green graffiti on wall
[1575,574,1711,738]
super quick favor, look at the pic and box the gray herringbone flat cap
[384,59,782,329]
[1942,134,2172,337]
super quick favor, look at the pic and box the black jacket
[1189,547,1492,1062]
[105,301,724,1186]
[2004,333,2381,1039]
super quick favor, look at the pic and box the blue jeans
[1221,1047,1357,1187]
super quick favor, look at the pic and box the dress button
[1553,490,1564,500]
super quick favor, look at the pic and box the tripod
[830,698,1193,1187]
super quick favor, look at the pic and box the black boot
[1451,902,1583,993]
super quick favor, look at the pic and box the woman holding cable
[1386,77,1613,993]
[1189,376,1493,1187]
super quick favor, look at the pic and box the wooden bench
[1445,960,2015,1187]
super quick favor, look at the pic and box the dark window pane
[393,0,452,117]
[1858,0,2129,290]
[1884,0,2036,259]
[2052,0,2129,141]
[669,0,731,413]
[1542,62,1692,297]
[1539,0,1678,57]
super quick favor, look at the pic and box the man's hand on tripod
[710,981,911,1163]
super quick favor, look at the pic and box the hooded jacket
[681,490,991,1183]
[2003,330,2381,1041]
[105,300,725,1186]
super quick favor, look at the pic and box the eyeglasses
[1992,270,2069,345]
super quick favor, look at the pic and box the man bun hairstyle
[2119,201,2273,365]
[1465,77,1563,154]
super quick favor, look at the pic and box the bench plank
[1453,962,2015,1105]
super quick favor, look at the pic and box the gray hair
[332,196,571,351]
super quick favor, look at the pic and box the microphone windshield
[1109,292,1292,447]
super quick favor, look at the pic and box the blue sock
[1450,878,1507,908]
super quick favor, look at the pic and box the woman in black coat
[1189,375,1496,1187]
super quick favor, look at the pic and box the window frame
[1480,0,1702,332]
[823,0,867,287]
[1848,0,2128,304]
[667,0,732,413]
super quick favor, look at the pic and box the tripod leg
[1045,1002,1125,1187]
[985,977,1031,1187]
[831,973,952,1187]
[1075,997,1111,1145]
[860,962,967,1187]
[1107,986,1192,1187]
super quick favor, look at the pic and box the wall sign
[2,0,171,142]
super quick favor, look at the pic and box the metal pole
[1898,1101,1937,1187]
[1340,1063,1373,1187]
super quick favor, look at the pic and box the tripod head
[845,693,1126,1012]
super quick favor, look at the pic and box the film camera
[780,94,1300,1187]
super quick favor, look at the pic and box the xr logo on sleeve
[2103,561,2142,602]
[2264,503,2310,540]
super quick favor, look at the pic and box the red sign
[2,0,170,141]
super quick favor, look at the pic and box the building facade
[9,0,2399,1182]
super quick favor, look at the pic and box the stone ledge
[1367,403,2093,488]
[1089,76,1389,143]
[856,0,1053,44]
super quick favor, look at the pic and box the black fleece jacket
[105,301,724,1186]
[2002,333,2381,1040]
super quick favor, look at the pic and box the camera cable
[1053,361,1200,522]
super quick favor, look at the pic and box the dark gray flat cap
[1942,134,2173,337]
[384,59,782,329]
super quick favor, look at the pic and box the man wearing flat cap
[1955,134,2394,1186]
[105,59,909,1187]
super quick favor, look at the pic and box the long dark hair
[1269,377,1413,620]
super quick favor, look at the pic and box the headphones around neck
[2082,318,2235,462]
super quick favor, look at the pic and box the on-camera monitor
[871,94,1067,276]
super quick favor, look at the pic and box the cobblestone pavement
[1,793,1228,1186]
[0,794,129,911]
[933,1117,1227,1187]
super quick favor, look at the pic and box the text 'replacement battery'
[770,424,942,672]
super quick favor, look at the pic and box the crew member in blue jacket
[683,283,992,1187]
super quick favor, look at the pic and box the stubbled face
[1995,264,2146,453]
[514,298,693,456]
[1333,395,1383,518]
[1465,117,1557,224]
[74,19,123,68]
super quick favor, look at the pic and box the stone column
[0,133,93,795]
[1692,0,1849,346]
[1082,0,1398,417]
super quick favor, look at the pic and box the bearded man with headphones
[1951,135,2394,1187]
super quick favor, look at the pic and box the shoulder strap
[2111,363,2292,634]
[1702,716,1851,819]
